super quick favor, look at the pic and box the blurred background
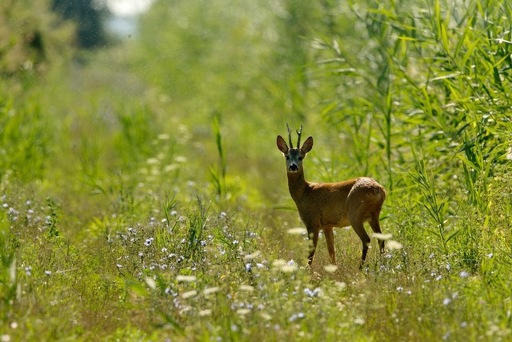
[1,1,512,339]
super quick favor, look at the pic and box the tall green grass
[0,0,511,340]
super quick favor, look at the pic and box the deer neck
[287,169,309,202]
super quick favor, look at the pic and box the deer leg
[307,228,319,266]
[350,221,371,266]
[369,216,385,254]
[323,227,336,265]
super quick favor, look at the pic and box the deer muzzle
[288,163,299,172]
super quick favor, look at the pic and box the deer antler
[296,124,303,148]
[286,123,293,148]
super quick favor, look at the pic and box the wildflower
[24,266,32,276]
[304,287,322,297]
[236,308,251,316]
[289,312,305,322]
[203,287,220,296]
[287,227,307,235]
[372,233,392,240]
[175,156,187,163]
[443,298,451,306]
[272,259,287,268]
[386,240,403,251]
[199,309,212,317]
[44,270,51,276]
[176,275,197,283]
[239,285,254,292]
[324,264,338,273]
[244,251,261,260]
[170,289,180,297]
[144,238,154,246]
[354,317,365,325]
[8,207,19,220]
[272,259,298,273]
[260,312,272,321]
[182,290,198,299]
[335,282,347,291]
[146,158,159,165]
[460,271,470,278]
[281,263,298,273]
[145,277,156,290]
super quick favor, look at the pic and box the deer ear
[301,136,313,154]
[276,135,289,153]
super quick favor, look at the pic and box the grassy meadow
[1,0,512,340]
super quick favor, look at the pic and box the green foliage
[0,210,17,322]
[1,0,512,340]
[209,113,227,200]
[0,100,50,182]
[0,0,73,79]
[51,0,108,49]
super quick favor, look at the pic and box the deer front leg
[323,227,336,265]
[307,228,319,266]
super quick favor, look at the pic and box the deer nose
[289,163,299,171]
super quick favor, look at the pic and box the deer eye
[286,156,290,160]
[298,156,303,161]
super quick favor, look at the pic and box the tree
[51,0,108,49]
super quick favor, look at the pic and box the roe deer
[277,124,386,267]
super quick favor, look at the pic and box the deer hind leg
[307,228,320,266]
[369,215,385,254]
[323,227,336,265]
[349,218,371,267]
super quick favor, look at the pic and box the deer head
[276,124,313,173]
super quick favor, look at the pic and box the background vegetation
[1,0,511,340]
